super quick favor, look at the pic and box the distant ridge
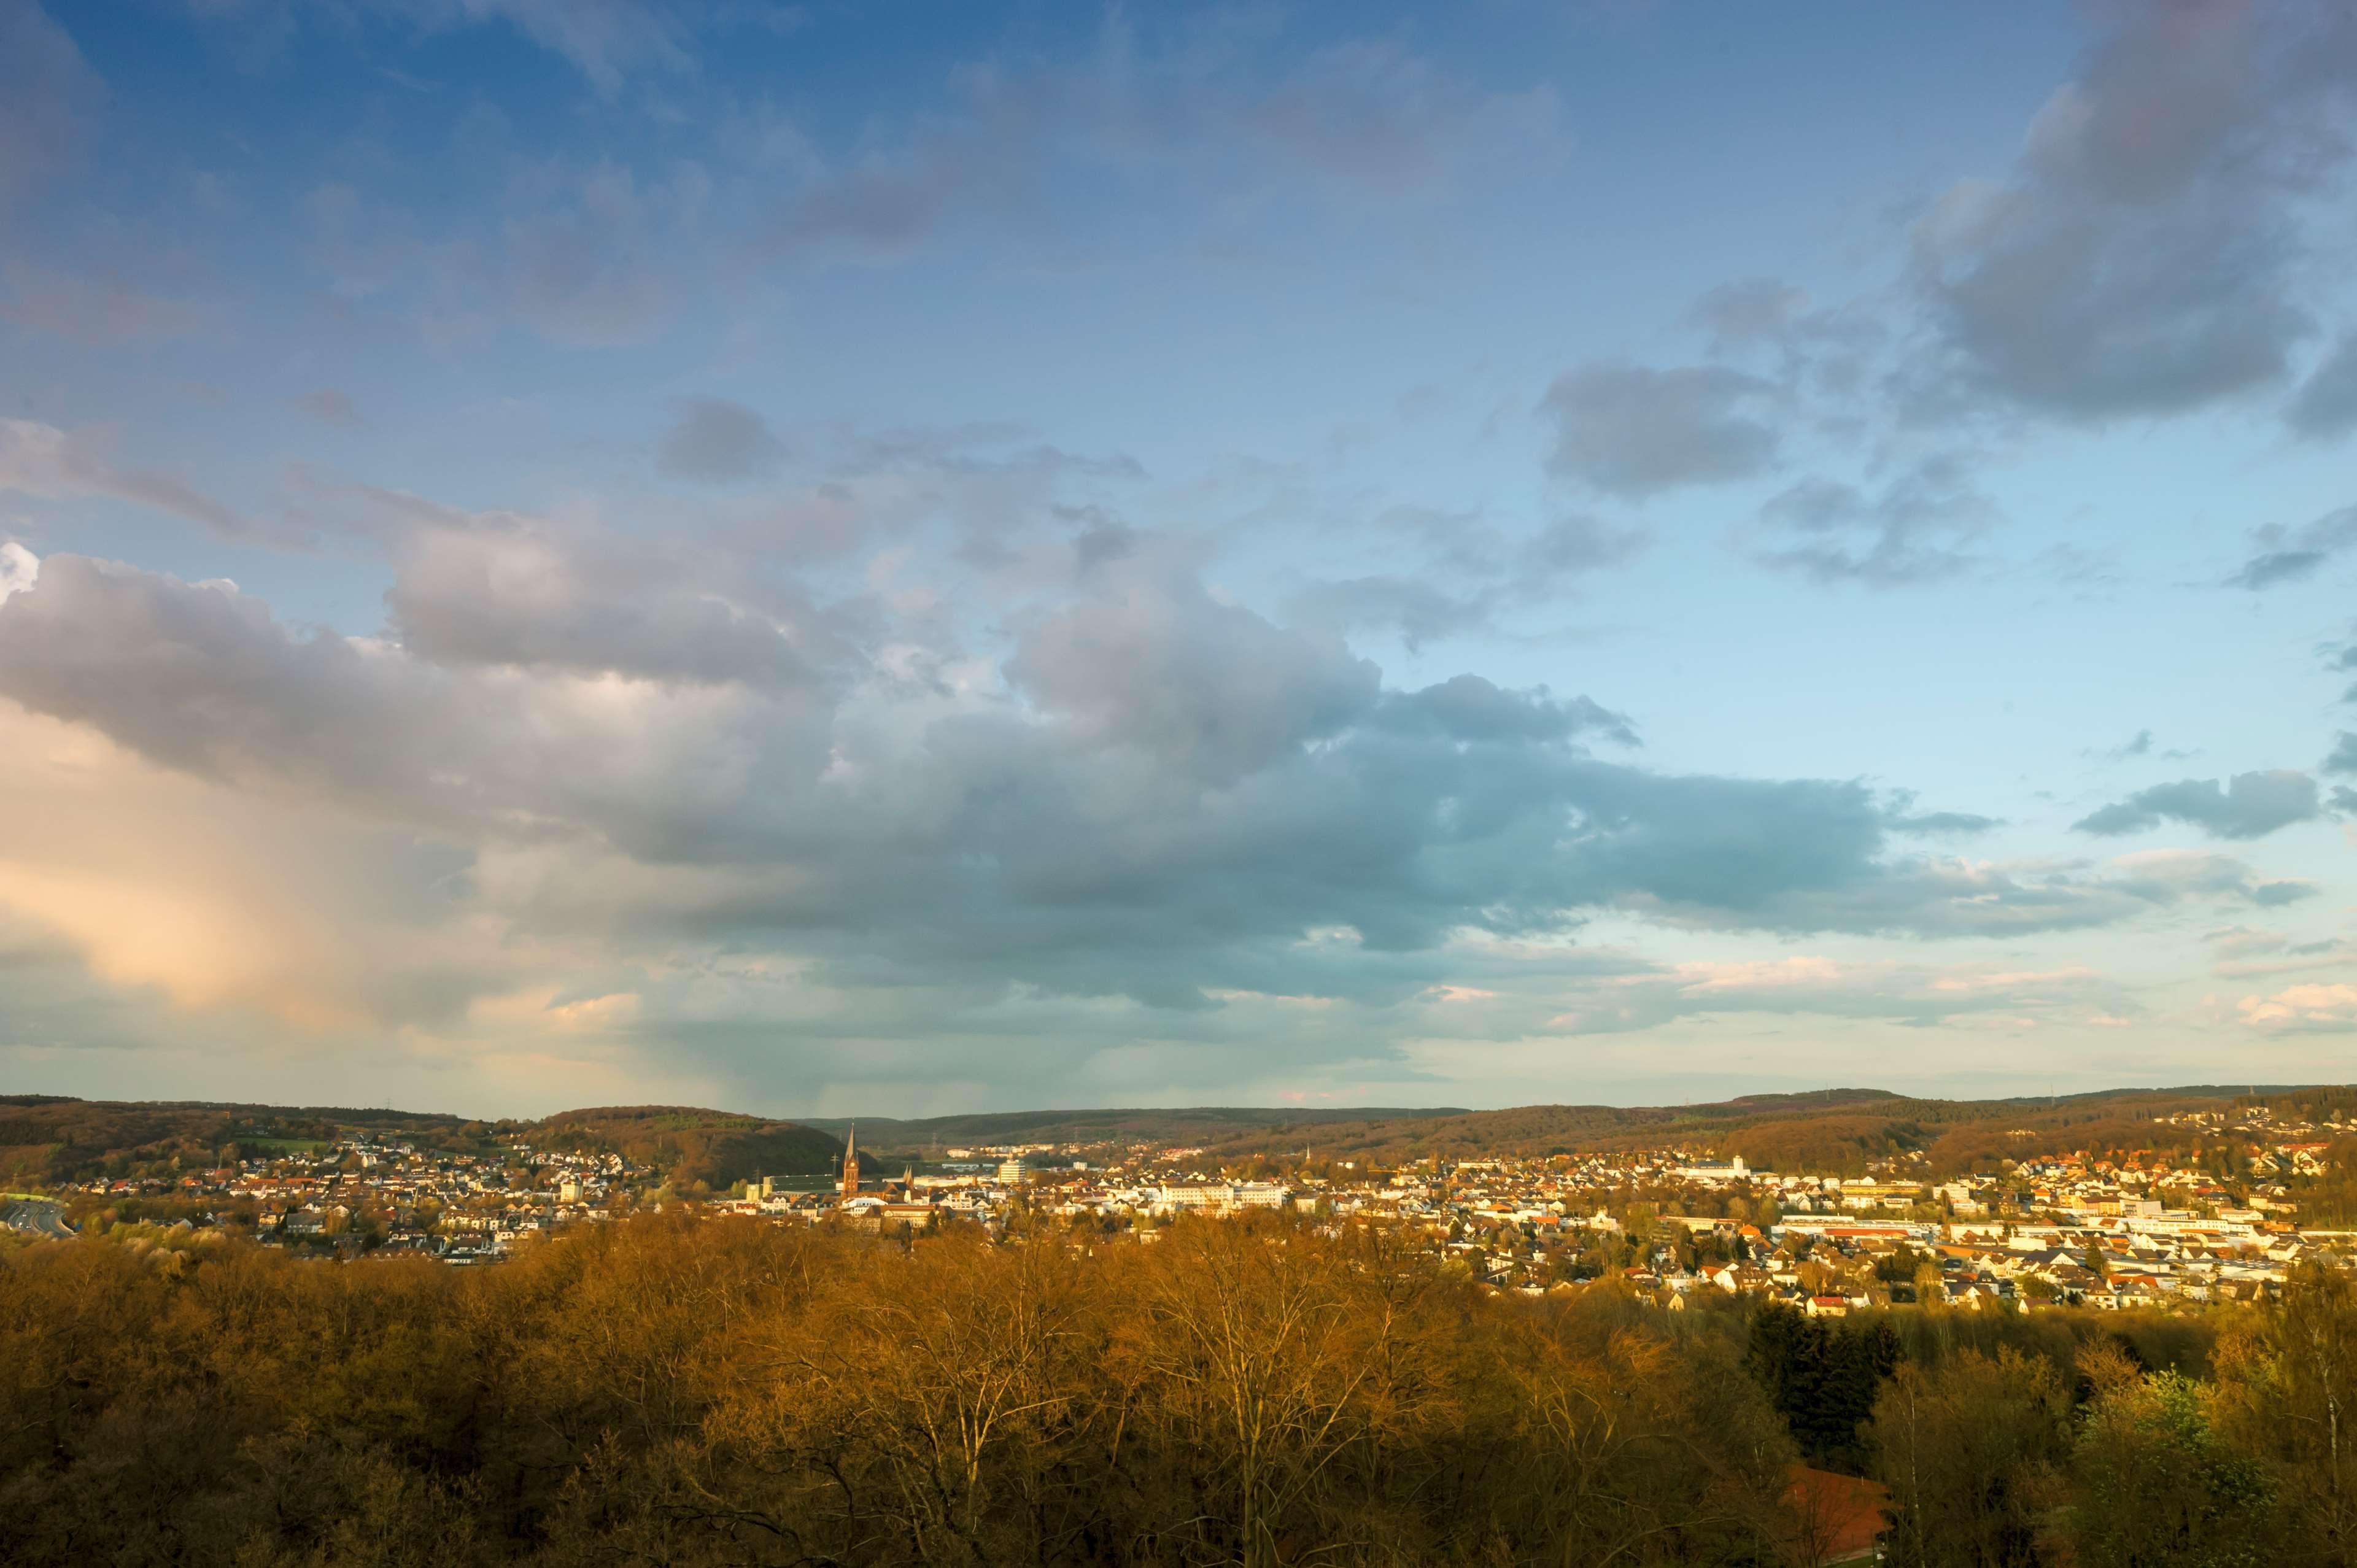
[797,1105,1464,1148]
[3,1084,2345,1186]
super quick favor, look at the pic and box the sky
[4,1,2357,1119]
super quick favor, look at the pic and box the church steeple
[840,1123,860,1197]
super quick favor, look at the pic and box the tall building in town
[840,1124,861,1197]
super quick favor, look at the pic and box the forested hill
[797,1105,1463,1151]
[6,1084,2347,1189]
[530,1106,841,1186]
[1182,1085,2346,1173]
[0,1096,841,1191]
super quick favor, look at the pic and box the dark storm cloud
[657,396,786,482]
[1539,363,1780,496]
[2073,770,2320,840]
[1908,0,2357,421]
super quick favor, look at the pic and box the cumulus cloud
[2239,982,2357,1033]
[0,548,2264,1040]
[384,512,846,688]
[657,395,784,481]
[1908,1,2356,420]
[1540,363,1779,495]
[2073,770,2320,840]
[0,539,35,601]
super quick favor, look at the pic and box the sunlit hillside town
[23,1103,2355,1313]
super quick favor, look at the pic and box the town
[35,1100,2355,1315]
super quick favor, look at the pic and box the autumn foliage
[0,1215,1807,1567]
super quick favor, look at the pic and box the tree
[2212,1264,2357,1566]
[1748,1305,1901,1472]
[1870,1348,2067,1568]
[2072,1368,2278,1568]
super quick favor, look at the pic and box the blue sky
[3,0,2356,1118]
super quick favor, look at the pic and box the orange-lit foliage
[0,1215,1801,1567]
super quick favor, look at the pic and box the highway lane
[1,1197,72,1238]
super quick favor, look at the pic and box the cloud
[0,264,205,345]
[0,539,34,601]
[1,549,2268,1032]
[301,158,690,350]
[383,512,846,690]
[759,26,1564,265]
[0,1,98,209]
[2208,932,2356,979]
[1544,955,2124,1037]
[191,0,696,96]
[0,701,500,1033]
[295,387,360,427]
[416,0,695,96]
[1752,455,1995,585]
[2073,770,2320,840]
[2326,732,2357,775]
[1005,566,1382,786]
[1691,279,1814,351]
[657,395,784,481]
[2289,331,2357,440]
[1884,810,2002,837]
[1540,363,1779,495]
[502,162,673,346]
[2227,504,2357,589]
[1907,1,2356,419]
[2239,982,2357,1033]
[1287,511,1646,649]
[0,419,254,541]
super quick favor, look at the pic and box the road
[1,1197,72,1238]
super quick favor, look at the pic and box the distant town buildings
[17,1100,2353,1312]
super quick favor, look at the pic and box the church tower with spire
[839,1123,861,1197]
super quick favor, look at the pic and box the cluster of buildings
[36,1103,2357,1310]
[63,1135,638,1262]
